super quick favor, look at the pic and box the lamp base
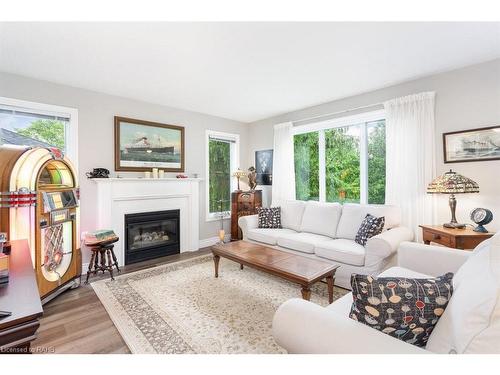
[443,222,466,229]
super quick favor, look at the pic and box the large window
[294,132,319,201]
[206,130,239,220]
[0,97,78,166]
[294,110,386,204]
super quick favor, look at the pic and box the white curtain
[272,122,295,204]
[384,92,437,239]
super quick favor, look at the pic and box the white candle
[152,168,159,178]
[159,169,165,178]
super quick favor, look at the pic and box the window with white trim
[0,97,78,167]
[294,110,386,204]
[206,130,239,220]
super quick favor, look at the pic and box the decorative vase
[218,229,225,243]
[339,190,346,201]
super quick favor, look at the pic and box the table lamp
[427,169,479,229]
[232,168,247,191]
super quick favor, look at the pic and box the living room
[1,1,500,371]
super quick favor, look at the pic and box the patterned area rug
[91,254,348,354]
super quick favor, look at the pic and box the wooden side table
[419,225,494,250]
[0,240,43,353]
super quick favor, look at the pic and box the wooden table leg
[106,249,115,281]
[326,273,335,304]
[301,286,311,301]
[110,246,120,273]
[85,251,96,284]
[213,254,220,278]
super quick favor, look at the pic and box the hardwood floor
[32,248,211,354]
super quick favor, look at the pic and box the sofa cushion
[279,200,306,231]
[349,272,454,347]
[299,201,342,238]
[326,267,432,314]
[336,204,400,240]
[277,232,332,254]
[355,214,385,246]
[247,228,297,245]
[379,266,431,279]
[257,207,282,228]
[426,233,500,354]
[314,239,365,266]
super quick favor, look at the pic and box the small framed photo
[443,125,500,163]
[114,116,185,172]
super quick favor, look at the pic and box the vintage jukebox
[0,145,81,302]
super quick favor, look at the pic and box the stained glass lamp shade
[427,169,479,229]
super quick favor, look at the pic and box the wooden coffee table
[211,241,339,303]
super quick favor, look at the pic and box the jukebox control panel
[40,190,79,228]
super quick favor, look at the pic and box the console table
[0,240,43,353]
[419,225,494,250]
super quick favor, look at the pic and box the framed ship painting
[114,116,185,172]
[443,125,500,163]
[255,149,273,185]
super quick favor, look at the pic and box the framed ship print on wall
[443,125,500,163]
[114,116,185,172]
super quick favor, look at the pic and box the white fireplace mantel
[91,178,202,265]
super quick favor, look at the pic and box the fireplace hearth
[124,210,180,264]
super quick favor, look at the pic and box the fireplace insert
[124,209,180,264]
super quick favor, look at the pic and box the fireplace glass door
[125,210,180,264]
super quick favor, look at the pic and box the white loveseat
[238,200,414,289]
[272,233,500,354]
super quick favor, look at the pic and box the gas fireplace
[124,209,180,264]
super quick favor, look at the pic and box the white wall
[247,59,500,232]
[0,72,249,262]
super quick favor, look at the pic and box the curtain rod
[292,101,384,126]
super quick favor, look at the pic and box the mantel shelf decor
[427,169,479,229]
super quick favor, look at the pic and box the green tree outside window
[16,119,65,149]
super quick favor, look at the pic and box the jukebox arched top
[2,145,77,192]
[0,145,81,300]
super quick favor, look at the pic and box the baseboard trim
[198,235,230,249]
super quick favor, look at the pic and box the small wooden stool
[85,237,120,284]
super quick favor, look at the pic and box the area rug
[91,254,348,354]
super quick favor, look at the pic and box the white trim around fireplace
[91,177,202,266]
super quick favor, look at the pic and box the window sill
[206,216,231,223]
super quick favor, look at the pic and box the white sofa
[272,233,500,354]
[238,200,414,289]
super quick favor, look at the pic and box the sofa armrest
[238,214,258,239]
[397,241,471,276]
[365,226,414,260]
[272,298,427,354]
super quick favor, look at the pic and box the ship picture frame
[114,116,185,172]
[443,125,500,163]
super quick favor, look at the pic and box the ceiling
[0,22,499,123]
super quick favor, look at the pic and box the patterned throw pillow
[350,273,454,347]
[355,214,385,246]
[257,207,282,228]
